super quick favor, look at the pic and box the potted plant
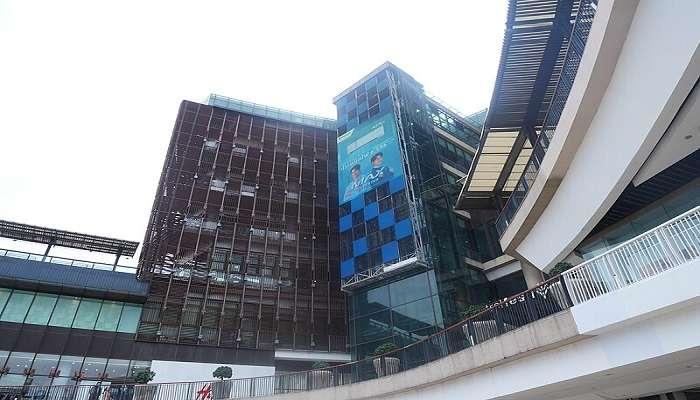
[309,362,332,389]
[461,303,487,345]
[211,366,233,399]
[133,369,157,400]
[372,343,400,377]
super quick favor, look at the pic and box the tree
[134,369,156,384]
[212,366,232,380]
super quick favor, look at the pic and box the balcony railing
[562,204,700,304]
[0,248,137,274]
[2,203,698,398]
[495,0,598,236]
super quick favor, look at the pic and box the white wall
[503,0,700,271]
[149,360,274,384]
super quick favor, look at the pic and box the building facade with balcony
[138,96,350,374]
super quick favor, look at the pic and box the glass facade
[0,289,142,333]
[0,350,150,387]
[335,64,501,359]
[578,182,700,259]
[348,271,444,357]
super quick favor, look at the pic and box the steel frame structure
[138,98,346,353]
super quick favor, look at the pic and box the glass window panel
[57,356,83,378]
[391,297,436,333]
[352,285,390,318]
[73,299,102,330]
[81,358,107,379]
[0,291,34,323]
[0,374,26,386]
[117,305,142,333]
[0,288,11,314]
[105,359,130,379]
[5,352,34,375]
[0,350,8,369]
[389,273,431,306]
[95,301,122,332]
[25,293,58,325]
[49,296,80,328]
[32,354,60,376]
[354,310,392,344]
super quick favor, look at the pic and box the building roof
[457,0,580,208]
[207,94,336,130]
[0,220,139,256]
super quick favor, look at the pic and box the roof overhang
[456,0,580,209]
[0,220,139,256]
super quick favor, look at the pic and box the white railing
[562,204,700,304]
[0,248,137,274]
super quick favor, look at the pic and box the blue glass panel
[389,175,405,193]
[379,97,393,113]
[353,238,368,256]
[351,195,364,212]
[357,100,368,113]
[395,219,413,239]
[378,210,395,230]
[364,202,379,220]
[339,215,352,232]
[381,241,399,262]
[341,259,355,278]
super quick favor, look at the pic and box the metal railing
[495,0,597,236]
[2,204,697,399]
[0,248,137,274]
[562,204,700,304]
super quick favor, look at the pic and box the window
[105,359,130,379]
[0,289,10,313]
[24,293,57,325]
[95,301,123,331]
[49,296,80,327]
[32,354,59,376]
[1,291,34,323]
[57,355,84,378]
[82,358,107,379]
[241,184,255,197]
[72,299,102,330]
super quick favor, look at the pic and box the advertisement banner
[337,113,403,204]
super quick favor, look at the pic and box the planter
[212,380,233,399]
[133,384,157,400]
[462,319,516,345]
[310,370,332,389]
[372,357,400,377]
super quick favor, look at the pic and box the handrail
[561,204,700,304]
[0,248,137,273]
[2,203,697,398]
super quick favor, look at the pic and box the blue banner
[337,113,403,204]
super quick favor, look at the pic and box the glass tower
[334,63,513,359]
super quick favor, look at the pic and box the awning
[457,0,580,209]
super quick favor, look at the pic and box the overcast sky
[0,0,507,265]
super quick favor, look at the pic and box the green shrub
[372,342,398,357]
[213,366,233,380]
[460,303,487,319]
[548,262,574,277]
[311,361,330,369]
[134,369,156,384]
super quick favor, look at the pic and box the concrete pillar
[521,261,544,289]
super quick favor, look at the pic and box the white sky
[0,0,507,266]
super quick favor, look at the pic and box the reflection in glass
[105,359,130,379]
[32,353,60,376]
[73,299,102,330]
[81,358,107,379]
[95,301,122,331]
[117,304,142,333]
[25,293,58,325]
[1,291,34,323]
[57,355,83,378]
[5,352,34,374]
[49,296,80,327]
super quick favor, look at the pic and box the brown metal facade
[138,100,345,353]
